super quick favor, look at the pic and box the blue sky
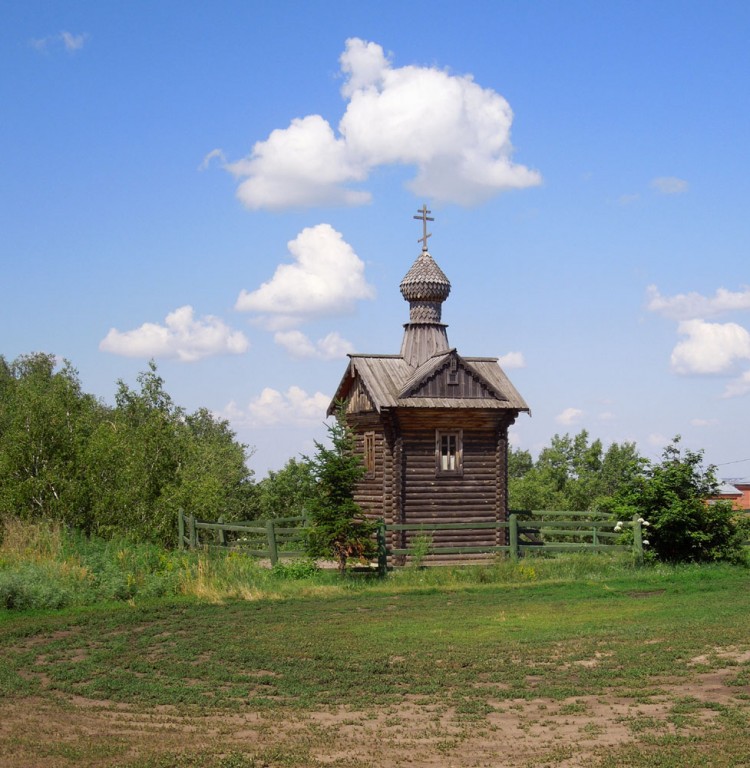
[3,1,750,479]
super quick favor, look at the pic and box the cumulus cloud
[670,319,750,375]
[647,284,750,396]
[646,285,750,321]
[31,31,87,53]
[235,223,375,329]
[216,38,541,209]
[221,386,330,427]
[497,351,526,369]
[100,305,249,362]
[651,176,689,195]
[274,330,354,360]
[227,116,370,209]
[555,407,583,425]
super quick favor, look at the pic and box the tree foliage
[304,415,375,574]
[0,354,103,528]
[255,457,316,520]
[0,354,255,545]
[509,430,643,513]
[609,437,748,564]
[510,431,747,565]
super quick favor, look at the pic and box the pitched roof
[329,350,529,415]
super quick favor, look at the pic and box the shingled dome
[399,251,451,303]
[399,250,452,334]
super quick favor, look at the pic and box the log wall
[346,405,517,555]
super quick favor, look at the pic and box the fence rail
[177,509,644,573]
[177,509,307,565]
[375,512,644,574]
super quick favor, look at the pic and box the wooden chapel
[328,206,529,553]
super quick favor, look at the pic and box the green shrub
[0,567,73,610]
[271,558,320,580]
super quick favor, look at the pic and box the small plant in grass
[304,412,376,574]
[407,533,433,569]
[271,558,320,580]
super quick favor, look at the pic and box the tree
[0,353,104,529]
[0,354,256,545]
[611,436,747,564]
[86,362,255,545]
[508,431,645,513]
[304,415,375,574]
[256,457,316,520]
[172,407,255,523]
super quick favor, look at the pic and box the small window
[436,429,463,475]
[363,431,375,475]
[447,357,459,386]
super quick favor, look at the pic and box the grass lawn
[1,562,749,767]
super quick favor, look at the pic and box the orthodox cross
[413,204,434,251]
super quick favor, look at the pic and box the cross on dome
[413,204,434,251]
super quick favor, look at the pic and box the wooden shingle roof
[328,349,529,415]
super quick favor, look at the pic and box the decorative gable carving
[403,354,507,401]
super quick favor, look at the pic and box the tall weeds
[2,518,731,613]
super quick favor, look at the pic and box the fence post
[592,523,598,546]
[509,513,519,562]
[266,519,279,565]
[632,513,644,565]
[217,516,225,547]
[178,508,185,550]
[188,514,197,549]
[377,519,387,578]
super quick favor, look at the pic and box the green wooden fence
[177,509,307,565]
[177,509,644,573]
[375,512,645,574]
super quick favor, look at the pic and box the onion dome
[400,251,451,323]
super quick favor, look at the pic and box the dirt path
[2,657,749,768]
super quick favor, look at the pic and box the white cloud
[555,407,583,425]
[217,38,541,209]
[618,193,640,205]
[690,418,719,427]
[597,411,616,422]
[274,330,353,360]
[647,433,668,449]
[61,31,86,51]
[227,115,370,209]
[221,386,330,427]
[235,223,375,329]
[199,148,226,171]
[100,305,249,362]
[498,351,525,369]
[722,371,750,399]
[670,319,750,375]
[646,285,750,321]
[31,31,87,53]
[651,176,689,195]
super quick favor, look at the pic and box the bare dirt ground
[2,651,749,768]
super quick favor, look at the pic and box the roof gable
[399,351,505,401]
[329,351,528,415]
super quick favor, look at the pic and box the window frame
[363,431,376,476]
[435,429,463,476]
